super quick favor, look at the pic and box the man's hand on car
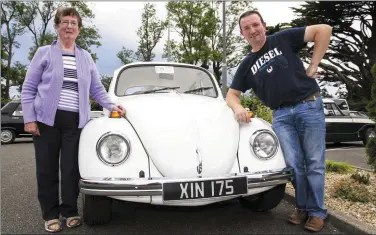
[234,106,251,123]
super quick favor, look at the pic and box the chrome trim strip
[79,168,294,196]
[81,188,162,196]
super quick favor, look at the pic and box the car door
[324,102,359,142]
[2,102,27,134]
[10,103,28,134]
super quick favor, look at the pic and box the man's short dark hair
[238,10,266,31]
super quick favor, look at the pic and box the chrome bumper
[80,168,294,197]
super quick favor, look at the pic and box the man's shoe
[304,216,325,232]
[288,209,308,225]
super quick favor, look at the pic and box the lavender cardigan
[21,40,115,128]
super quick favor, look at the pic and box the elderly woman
[21,7,125,233]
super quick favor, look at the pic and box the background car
[332,98,350,116]
[349,110,369,118]
[323,98,375,145]
[1,100,32,144]
[78,62,293,226]
[90,111,105,120]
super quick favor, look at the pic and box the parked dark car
[323,98,375,145]
[90,111,105,120]
[1,100,107,144]
[1,100,32,144]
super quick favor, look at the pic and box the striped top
[57,50,79,112]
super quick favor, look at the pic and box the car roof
[113,61,208,75]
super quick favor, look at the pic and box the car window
[324,103,343,116]
[330,103,343,116]
[115,65,218,98]
[12,103,23,116]
[1,102,11,111]
[336,101,348,110]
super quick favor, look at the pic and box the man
[226,10,332,232]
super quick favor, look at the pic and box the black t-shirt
[230,27,320,110]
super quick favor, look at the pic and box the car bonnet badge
[196,148,202,174]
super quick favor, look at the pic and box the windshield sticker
[159,73,174,80]
[155,66,174,74]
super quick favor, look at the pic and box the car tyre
[363,127,376,146]
[83,194,112,225]
[1,129,16,144]
[239,183,286,212]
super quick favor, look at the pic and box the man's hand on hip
[306,64,320,78]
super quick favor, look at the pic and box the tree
[117,48,136,65]
[117,3,166,65]
[163,1,216,65]
[290,1,376,104]
[1,2,28,99]
[366,64,376,118]
[163,1,255,83]
[19,1,101,61]
[208,1,255,83]
[90,75,112,110]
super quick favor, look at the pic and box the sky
[11,1,305,76]
[7,1,341,98]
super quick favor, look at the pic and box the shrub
[366,64,376,119]
[350,171,371,185]
[325,160,355,174]
[240,94,272,123]
[333,179,370,203]
[365,136,376,173]
[1,97,12,107]
[255,105,272,123]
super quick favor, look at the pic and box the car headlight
[249,130,279,160]
[96,132,131,166]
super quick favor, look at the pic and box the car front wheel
[1,129,16,144]
[82,194,112,225]
[363,127,376,146]
[239,183,286,212]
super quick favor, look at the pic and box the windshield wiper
[142,86,180,94]
[184,87,214,94]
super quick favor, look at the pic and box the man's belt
[301,91,321,103]
[276,91,321,109]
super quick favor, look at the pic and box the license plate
[162,176,248,201]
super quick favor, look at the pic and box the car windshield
[115,65,218,98]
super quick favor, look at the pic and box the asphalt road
[326,141,371,170]
[1,139,366,234]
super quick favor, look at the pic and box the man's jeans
[272,96,327,220]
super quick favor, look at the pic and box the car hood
[117,93,239,178]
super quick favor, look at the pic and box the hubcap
[1,130,13,142]
[369,131,375,138]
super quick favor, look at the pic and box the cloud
[253,1,306,26]
[90,2,168,75]
[9,1,307,77]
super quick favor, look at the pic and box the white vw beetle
[78,62,293,225]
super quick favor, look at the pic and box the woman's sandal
[65,216,82,228]
[44,219,63,233]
